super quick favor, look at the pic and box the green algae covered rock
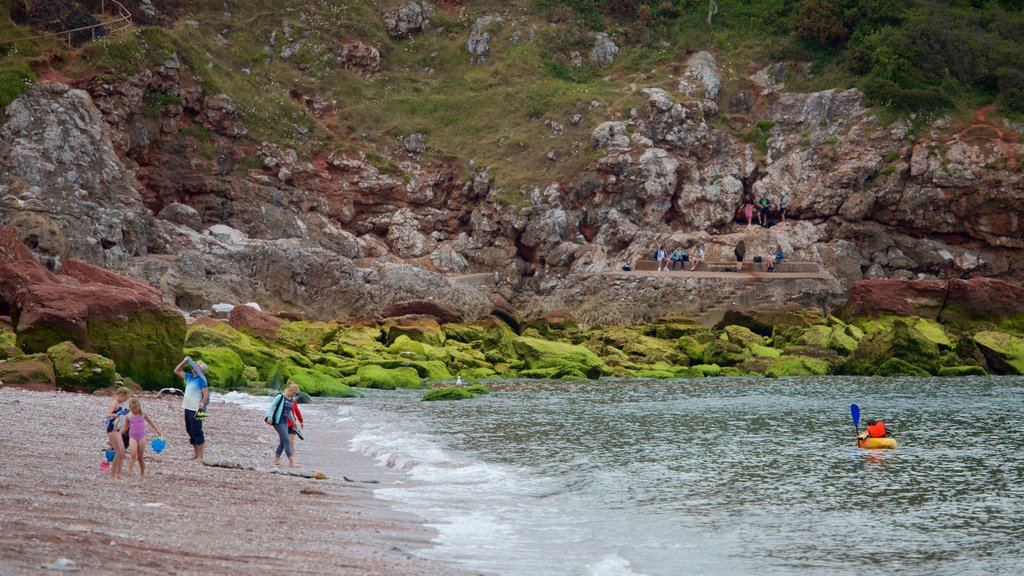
[287,366,362,397]
[622,335,690,366]
[912,318,953,349]
[47,341,116,392]
[512,336,608,378]
[520,366,589,380]
[789,324,833,349]
[460,367,498,379]
[973,331,1024,375]
[0,353,55,386]
[465,384,490,394]
[356,364,426,389]
[938,365,987,377]
[1,330,22,359]
[702,339,749,366]
[184,346,246,389]
[829,330,860,355]
[676,336,705,361]
[750,344,782,358]
[321,325,386,356]
[274,320,339,354]
[423,386,475,401]
[845,319,940,375]
[674,366,706,378]
[691,364,722,377]
[384,317,446,347]
[874,358,931,377]
[765,355,831,378]
[83,312,185,390]
[722,325,763,348]
[442,323,486,343]
[649,320,713,341]
[379,358,452,380]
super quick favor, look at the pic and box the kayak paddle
[851,403,860,444]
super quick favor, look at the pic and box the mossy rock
[829,330,859,355]
[356,364,426,389]
[185,321,284,378]
[274,320,339,353]
[512,336,608,378]
[295,391,312,404]
[465,384,489,394]
[592,343,630,366]
[844,319,940,375]
[691,363,722,377]
[586,325,645,349]
[674,366,706,378]
[750,344,782,358]
[719,367,749,377]
[288,366,362,397]
[444,344,492,370]
[788,324,833,349]
[388,335,450,362]
[441,323,486,343]
[938,365,987,377]
[378,359,452,380]
[973,331,1024,375]
[739,356,772,375]
[81,312,185,390]
[0,353,55,386]
[765,355,831,378]
[702,339,749,367]
[321,325,386,355]
[310,364,344,379]
[635,368,679,379]
[912,318,953,349]
[242,365,262,385]
[459,367,497,379]
[874,358,931,377]
[423,386,476,401]
[826,316,849,329]
[184,346,246,389]
[622,335,690,366]
[384,317,446,347]
[649,321,712,341]
[47,341,117,392]
[480,318,519,362]
[722,325,764,348]
[1,330,23,359]
[676,336,705,361]
[770,308,829,346]
[845,324,865,341]
[522,366,589,380]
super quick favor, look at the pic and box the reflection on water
[350,376,1024,575]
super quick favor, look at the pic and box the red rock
[840,278,1024,319]
[0,225,186,389]
[229,305,282,341]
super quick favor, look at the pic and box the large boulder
[47,341,117,392]
[1,226,185,389]
[0,353,56,388]
[844,319,940,375]
[840,278,1024,321]
[973,331,1024,375]
[512,336,608,378]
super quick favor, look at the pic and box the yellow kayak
[858,436,897,449]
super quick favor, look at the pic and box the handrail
[0,0,133,50]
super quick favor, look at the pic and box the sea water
[229,377,1024,575]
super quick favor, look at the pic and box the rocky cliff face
[1,38,1022,322]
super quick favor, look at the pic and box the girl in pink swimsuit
[123,398,164,478]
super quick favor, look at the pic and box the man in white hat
[174,357,209,460]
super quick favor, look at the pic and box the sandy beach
[0,387,470,575]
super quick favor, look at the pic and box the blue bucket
[151,437,167,454]
[104,449,116,462]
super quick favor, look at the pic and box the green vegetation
[0,63,34,108]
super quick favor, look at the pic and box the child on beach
[103,387,131,480]
[123,398,164,477]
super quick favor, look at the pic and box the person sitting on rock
[689,244,705,271]
[655,247,668,272]
[766,244,784,272]
[669,247,688,271]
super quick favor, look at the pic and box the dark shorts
[759,207,769,215]
[184,409,205,445]
[736,254,745,262]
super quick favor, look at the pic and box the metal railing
[0,0,133,51]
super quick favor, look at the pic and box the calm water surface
[337,376,1024,575]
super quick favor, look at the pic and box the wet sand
[0,388,470,575]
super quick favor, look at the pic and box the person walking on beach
[266,382,301,467]
[735,239,746,272]
[123,398,164,477]
[287,390,304,461]
[103,386,131,480]
[174,357,209,461]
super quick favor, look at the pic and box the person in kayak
[858,418,893,441]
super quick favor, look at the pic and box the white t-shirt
[182,373,208,412]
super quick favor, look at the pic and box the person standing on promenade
[103,386,131,480]
[735,239,746,272]
[266,382,301,468]
[174,357,209,461]
[123,397,164,477]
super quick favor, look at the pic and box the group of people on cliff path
[102,357,305,479]
[653,241,785,273]
[739,192,788,228]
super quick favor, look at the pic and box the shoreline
[0,387,470,575]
